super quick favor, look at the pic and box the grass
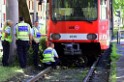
[0,53,23,82]
[0,66,23,82]
[82,68,89,80]
[109,43,121,82]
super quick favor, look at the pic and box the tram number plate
[69,35,77,38]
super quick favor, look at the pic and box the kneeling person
[42,42,59,68]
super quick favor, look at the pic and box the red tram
[47,0,112,57]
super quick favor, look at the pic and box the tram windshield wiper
[83,19,93,23]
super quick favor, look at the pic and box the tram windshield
[51,0,98,21]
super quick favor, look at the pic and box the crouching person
[41,42,59,68]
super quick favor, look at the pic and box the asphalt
[116,41,124,82]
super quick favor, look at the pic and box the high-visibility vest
[42,48,55,63]
[1,31,5,41]
[33,27,41,43]
[2,26,12,42]
[16,23,30,41]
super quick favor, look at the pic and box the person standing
[42,42,59,68]
[32,21,46,68]
[1,20,13,66]
[15,17,32,68]
[32,21,41,68]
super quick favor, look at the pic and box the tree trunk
[6,0,18,63]
[19,0,32,27]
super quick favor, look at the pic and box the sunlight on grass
[109,43,121,82]
[0,66,23,81]
[0,52,23,82]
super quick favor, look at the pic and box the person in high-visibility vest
[15,17,32,68]
[42,42,59,68]
[1,20,13,66]
[31,21,42,68]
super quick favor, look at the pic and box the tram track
[27,67,52,82]
[27,59,99,82]
[26,46,111,82]
[83,57,100,82]
[26,57,103,82]
[84,46,111,82]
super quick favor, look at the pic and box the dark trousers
[32,41,39,67]
[16,40,29,68]
[2,40,10,66]
[43,58,60,68]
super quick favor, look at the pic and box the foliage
[113,0,124,9]
[27,37,47,65]
[110,43,120,60]
[39,37,47,53]
[39,37,47,62]
[113,0,124,16]
[109,43,121,82]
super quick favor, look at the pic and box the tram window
[100,0,107,20]
[51,0,98,21]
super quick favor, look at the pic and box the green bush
[27,37,47,65]
[110,43,120,60]
[39,37,47,61]
[39,37,47,53]
[109,43,121,82]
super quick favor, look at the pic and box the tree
[19,0,32,27]
[113,0,124,25]
[6,0,18,63]
[113,0,124,17]
[113,0,124,10]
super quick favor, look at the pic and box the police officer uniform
[42,47,59,68]
[32,26,41,68]
[1,25,12,66]
[15,18,31,68]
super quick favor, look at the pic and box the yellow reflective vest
[1,26,12,43]
[16,23,30,41]
[42,48,55,63]
[32,27,41,43]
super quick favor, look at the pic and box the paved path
[116,41,124,82]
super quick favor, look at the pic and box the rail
[27,67,52,82]
[83,57,100,82]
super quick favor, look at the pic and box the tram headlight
[87,34,97,40]
[51,33,61,40]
